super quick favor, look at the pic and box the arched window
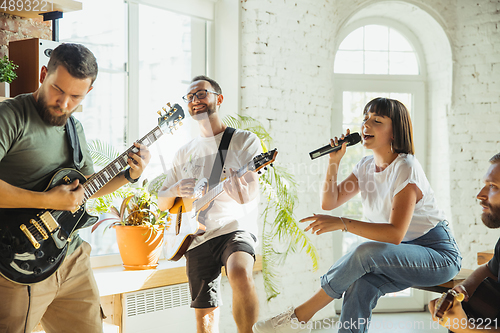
[334,25,419,75]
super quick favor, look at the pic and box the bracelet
[124,168,140,184]
[339,217,348,232]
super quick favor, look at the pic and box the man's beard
[36,92,73,126]
[189,103,216,121]
[480,200,500,229]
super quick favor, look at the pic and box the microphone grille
[348,132,362,145]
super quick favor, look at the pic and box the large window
[333,22,426,312]
[59,0,212,261]
[334,24,419,75]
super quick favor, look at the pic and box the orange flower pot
[114,225,164,270]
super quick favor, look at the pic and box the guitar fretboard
[82,125,165,202]
[194,163,250,212]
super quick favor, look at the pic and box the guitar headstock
[250,149,278,173]
[158,103,185,134]
[434,289,465,319]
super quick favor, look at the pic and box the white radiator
[122,283,195,333]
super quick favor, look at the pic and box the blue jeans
[320,221,462,333]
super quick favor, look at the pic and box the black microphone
[309,132,362,160]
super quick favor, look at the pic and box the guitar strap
[65,116,84,171]
[208,127,235,187]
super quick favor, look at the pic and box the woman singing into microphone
[253,97,462,333]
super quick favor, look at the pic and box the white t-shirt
[352,154,447,241]
[162,129,262,249]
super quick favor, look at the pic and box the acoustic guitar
[0,103,184,284]
[164,149,278,261]
[435,277,500,329]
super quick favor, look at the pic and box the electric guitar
[164,149,278,261]
[0,103,185,284]
[435,277,500,325]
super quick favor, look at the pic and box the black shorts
[184,230,256,308]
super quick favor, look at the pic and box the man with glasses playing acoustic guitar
[0,43,150,333]
[158,75,262,333]
[429,153,500,332]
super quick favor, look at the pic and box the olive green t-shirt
[0,93,95,255]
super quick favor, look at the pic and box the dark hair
[191,75,222,95]
[490,153,500,164]
[47,43,98,85]
[363,97,415,154]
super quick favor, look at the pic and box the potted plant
[87,141,167,270]
[0,55,18,97]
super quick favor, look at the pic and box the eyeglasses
[182,89,219,103]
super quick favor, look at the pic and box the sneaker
[252,307,311,333]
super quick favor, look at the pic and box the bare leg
[195,307,220,333]
[294,288,334,322]
[226,252,259,333]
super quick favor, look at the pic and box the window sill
[93,255,263,297]
[93,258,188,297]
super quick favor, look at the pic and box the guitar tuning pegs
[168,112,173,116]
[167,102,171,108]
[179,121,183,126]
[162,107,167,112]
[157,110,162,116]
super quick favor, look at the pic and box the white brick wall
[447,0,500,268]
[216,0,500,330]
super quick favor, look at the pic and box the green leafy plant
[224,114,319,301]
[0,56,18,83]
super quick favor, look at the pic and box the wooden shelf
[1,0,82,19]
[478,249,494,265]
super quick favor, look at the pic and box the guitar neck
[194,164,250,212]
[82,125,165,202]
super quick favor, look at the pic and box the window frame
[334,17,427,77]
[89,0,217,268]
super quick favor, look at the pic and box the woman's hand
[328,128,351,165]
[300,214,344,235]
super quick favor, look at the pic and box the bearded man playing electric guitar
[429,153,500,332]
[0,43,150,333]
[158,75,262,333]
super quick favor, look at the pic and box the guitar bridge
[30,219,49,240]
[20,224,40,249]
[39,211,59,232]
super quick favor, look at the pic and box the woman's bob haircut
[363,97,415,155]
